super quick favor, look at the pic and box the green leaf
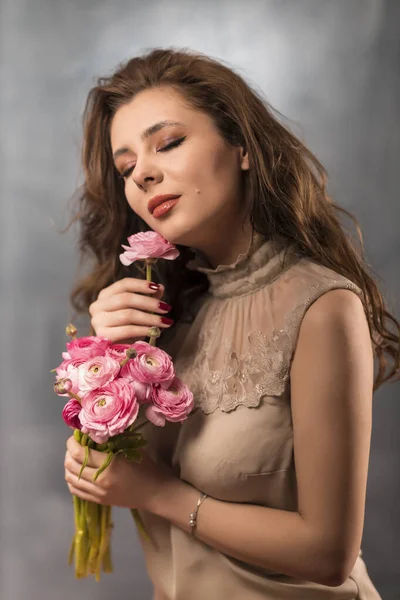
[107,434,147,452]
[122,449,143,462]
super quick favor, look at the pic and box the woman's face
[110,86,249,253]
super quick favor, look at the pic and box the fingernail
[148,282,160,290]
[161,317,174,325]
[159,301,172,312]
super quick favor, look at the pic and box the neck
[192,216,255,270]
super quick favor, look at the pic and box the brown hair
[68,47,399,391]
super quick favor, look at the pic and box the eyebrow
[112,120,185,161]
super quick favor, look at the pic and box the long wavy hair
[68,47,399,391]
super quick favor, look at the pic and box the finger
[94,292,171,316]
[66,481,102,504]
[66,438,109,469]
[65,467,103,494]
[64,453,99,482]
[92,324,172,344]
[97,278,165,302]
[94,308,173,330]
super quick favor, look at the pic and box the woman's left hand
[64,434,175,511]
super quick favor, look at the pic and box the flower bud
[147,326,161,339]
[66,323,78,339]
[54,378,72,394]
[119,347,138,367]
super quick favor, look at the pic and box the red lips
[148,194,181,214]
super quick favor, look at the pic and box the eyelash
[119,136,186,180]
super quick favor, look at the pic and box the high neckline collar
[186,231,296,298]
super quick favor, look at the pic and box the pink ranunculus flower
[55,356,87,397]
[77,356,121,393]
[62,336,110,361]
[79,379,139,444]
[119,231,180,266]
[121,341,175,389]
[119,364,152,404]
[105,343,134,361]
[146,376,194,427]
[62,399,82,430]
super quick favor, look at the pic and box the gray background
[1,0,399,598]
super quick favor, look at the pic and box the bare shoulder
[303,287,367,326]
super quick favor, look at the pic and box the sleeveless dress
[137,231,382,600]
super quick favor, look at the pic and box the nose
[131,158,162,191]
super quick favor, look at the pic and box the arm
[148,289,374,587]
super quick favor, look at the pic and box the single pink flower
[146,376,194,426]
[119,369,152,404]
[121,341,175,389]
[62,399,82,430]
[77,356,121,393]
[79,379,139,444]
[105,343,134,361]
[119,231,180,265]
[62,336,110,361]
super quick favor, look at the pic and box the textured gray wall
[1,1,399,599]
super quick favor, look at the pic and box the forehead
[110,87,197,145]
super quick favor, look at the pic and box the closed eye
[119,136,186,180]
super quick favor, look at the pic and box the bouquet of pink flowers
[53,232,194,580]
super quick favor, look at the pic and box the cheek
[177,152,237,201]
[124,187,148,220]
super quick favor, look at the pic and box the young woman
[63,48,399,599]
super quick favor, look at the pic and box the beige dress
[138,231,382,600]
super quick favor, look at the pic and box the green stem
[97,505,113,578]
[86,501,100,577]
[68,495,80,566]
[93,451,114,482]
[95,504,103,581]
[78,445,90,480]
[102,506,114,573]
[68,391,82,403]
[130,508,151,543]
[130,420,149,434]
[145,259,159,347]
[75,498,89,578]
[146,260,152,282]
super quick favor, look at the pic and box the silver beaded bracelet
[189,493,208,535]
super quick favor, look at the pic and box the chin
[151,216,199,248]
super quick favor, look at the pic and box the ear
[239,146,250,171]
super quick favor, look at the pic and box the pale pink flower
[119,366,152,404]
[62,336,110,361]
[55,356,87,396]
[121,341,175,389]
[146,376,194,426]
[119,231,180,265]
[77,356,121,393]
[62,399,82,430]
[79,379,139,444]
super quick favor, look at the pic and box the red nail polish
[161,317,174,325]
[159,301,172,311]
[149,282,160,290]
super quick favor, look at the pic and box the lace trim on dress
[174,275,364,415]
[173,297,293,414]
